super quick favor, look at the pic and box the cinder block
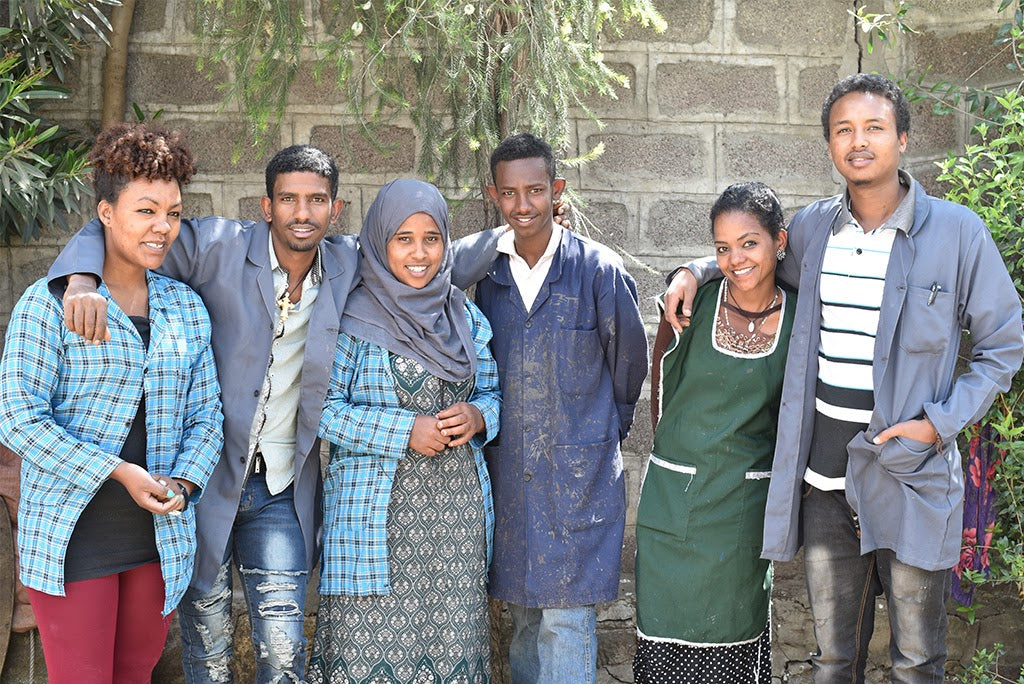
[908,0,1003,24]
[719,126,837,197]
[134,0,168,33]
[581,60,644,120]
[625,259,672,322]
[623,397,653,466]
[642,197,713,258]
[331,186,362,236]
[164,119,275,175]
[289,63,347,107]
[449,198,489,241]
[580,125,712,193]
[910,26,1012,86]
[576,199,633,254]
[182,192,214,219]
[734,0,849,55]
[906,100,959,159]
[655,58,779,119]
[126,53,227,106]
[797,64,842,122]
[613,0,714,46]
[10,246,60,298]
[905,160,951,200]
[310,125,417,176]
[0,251,12,316]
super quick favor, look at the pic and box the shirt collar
[835,169,916,235]
[268,231,323,286]
[496,223,564,262]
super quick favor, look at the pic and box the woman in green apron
[634,182,794,683]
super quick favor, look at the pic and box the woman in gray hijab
[310,179,501,684]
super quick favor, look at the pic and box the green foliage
[849,0,916,56]
[1,0,121,242]
[193,0,664,192]
[957,643,1024,683]
[936,87,1024,610]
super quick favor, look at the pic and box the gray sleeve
[924,224,1024,441]
[451,228,504,290]
[47,217,205,298]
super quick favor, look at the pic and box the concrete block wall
[2,1,1022,681]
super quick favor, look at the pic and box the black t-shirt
[63,316,160,583]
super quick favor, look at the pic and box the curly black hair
[89,122,196,203]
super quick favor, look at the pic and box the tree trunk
[100,0,137,127]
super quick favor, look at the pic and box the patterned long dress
[308,354,490,684]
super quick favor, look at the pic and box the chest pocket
[897,285,954,355]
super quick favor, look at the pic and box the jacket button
[524,472,533,481]
[524,321,532,328]
[253,390,259,397]
[239,456,245,464]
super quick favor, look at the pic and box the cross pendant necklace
[276,290,297,322]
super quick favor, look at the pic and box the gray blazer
[47,218,502,591]
[689,176,1023,571]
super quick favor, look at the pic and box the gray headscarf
[340,179,476,382]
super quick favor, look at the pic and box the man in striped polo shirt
[664,73,1023,682]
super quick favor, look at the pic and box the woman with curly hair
[0,122,223,683]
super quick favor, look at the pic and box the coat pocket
[635,452,697,542]
[551,437,624,532]
[897,285,954,355]
[737,470,772,550]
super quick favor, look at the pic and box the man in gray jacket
[665,74,1023,682]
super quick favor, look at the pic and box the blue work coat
[476,230,648,607]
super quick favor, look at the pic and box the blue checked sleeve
[168,312,223,503]
[319,333,417,460]
[465,301,501,447]
[0,282,123,491]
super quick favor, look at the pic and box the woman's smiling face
[386,211,445,289]
[713,210,784,296]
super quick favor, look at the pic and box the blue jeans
[179,474,308,684]
[507,603,597,684]
[802,486,950,684]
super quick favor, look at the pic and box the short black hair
[265,145,339,200]
[490,133,556,184]
[821,73,910,141]
[710,181,785,239]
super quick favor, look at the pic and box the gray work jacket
[689,176,1023,571]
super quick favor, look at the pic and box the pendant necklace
[722,279,782,334]
[276,267,312,324]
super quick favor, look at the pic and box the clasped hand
[407,403,485,457]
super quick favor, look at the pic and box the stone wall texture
[2,1,1023,682]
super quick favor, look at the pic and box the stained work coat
[476,230,648,607]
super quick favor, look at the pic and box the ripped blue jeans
[179,474,308,684]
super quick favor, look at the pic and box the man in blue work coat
[475,133,649,684]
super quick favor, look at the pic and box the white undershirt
[496,224,563,312]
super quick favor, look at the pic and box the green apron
[635,279,795,644]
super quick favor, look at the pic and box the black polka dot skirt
[633,623,771,684]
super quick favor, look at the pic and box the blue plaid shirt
[318,300,500,595]
[0,274,223,615]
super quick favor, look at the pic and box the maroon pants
[27,562,171,684]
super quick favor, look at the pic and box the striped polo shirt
[805,173,915,491]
